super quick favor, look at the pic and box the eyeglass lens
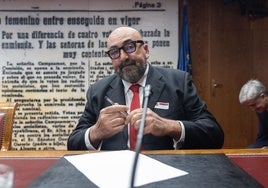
[108,41,139,59]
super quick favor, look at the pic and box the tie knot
[130,84,140,93]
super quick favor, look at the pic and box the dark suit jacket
[249,110,268,148]
[67,65,224,150]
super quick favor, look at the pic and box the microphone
[144,84,151,98]
[130,84,151,188]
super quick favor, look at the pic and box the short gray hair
[239,79,266,104]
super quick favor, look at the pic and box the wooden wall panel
[184,0,268,148]
[185,1,211,103]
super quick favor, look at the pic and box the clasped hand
[92,104,176,141]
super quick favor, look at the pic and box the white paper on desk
[64,150,188,188]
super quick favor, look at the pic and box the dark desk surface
[0,149,267,188]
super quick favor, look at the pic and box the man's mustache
[119,60,136,70]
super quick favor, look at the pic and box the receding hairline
[107,27,142,45]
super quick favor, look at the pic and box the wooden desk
[0,149,267,188]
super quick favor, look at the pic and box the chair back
[0,102,18,151]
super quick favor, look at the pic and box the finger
[103,105,129,118]
[130,113,141,126]
[111,117,127,128]
[127,108,142,122]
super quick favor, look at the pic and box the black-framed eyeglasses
[106,40,144,60]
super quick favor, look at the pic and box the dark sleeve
[67,85,102,150]
[251,112,268,148]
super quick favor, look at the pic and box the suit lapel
[106,77,126,105]
[145,65,166,111]
[105,77,128,142]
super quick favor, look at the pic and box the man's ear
[260,92,267,98]
[144,44,149,59]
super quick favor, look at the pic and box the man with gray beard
[67,26,224,150]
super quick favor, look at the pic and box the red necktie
[129,84,140,150]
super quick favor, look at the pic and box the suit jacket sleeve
[146,66,224,149]
[67,75,127,150]
[67,86,99,150]
[176,72,224,149]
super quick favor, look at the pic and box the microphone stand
[130,85,151,188]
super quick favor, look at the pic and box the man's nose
[119,49,129,60]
